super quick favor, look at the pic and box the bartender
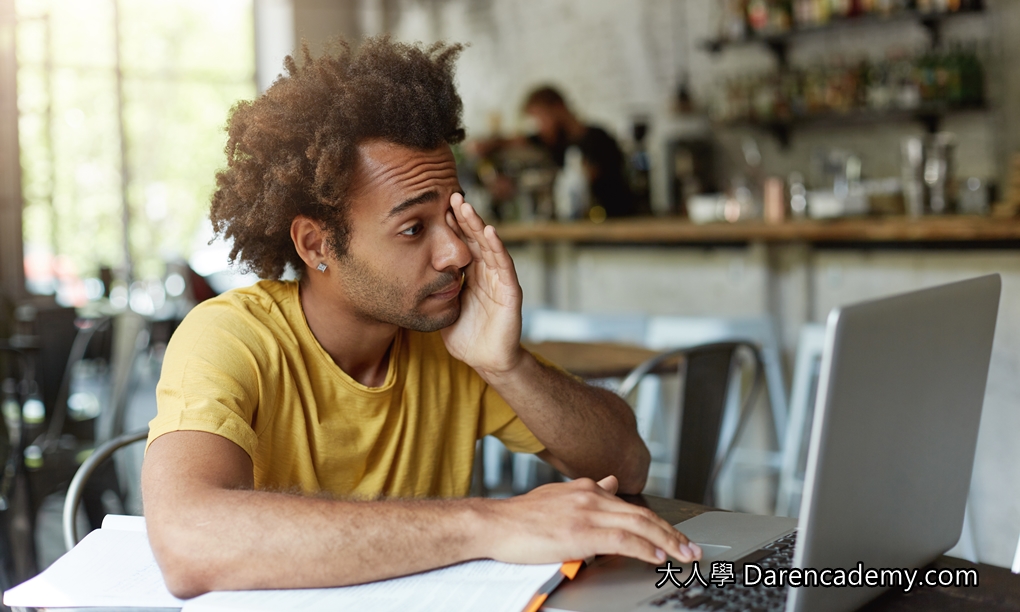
[522,86,634,218]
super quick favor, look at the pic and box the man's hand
[478,476,703,565]
[441,193,525,378]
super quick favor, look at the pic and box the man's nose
[432,223,471,271]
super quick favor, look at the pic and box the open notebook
[3,515,581,612]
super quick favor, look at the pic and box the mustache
[416,271,463,301]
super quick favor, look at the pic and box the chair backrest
[620,342,764,504]
[645,316,788,444]
[63,429,148,551]
[526,309,647,345]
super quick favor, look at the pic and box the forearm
[147,484,491,597]
[483,352,650,493]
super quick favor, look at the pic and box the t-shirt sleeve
[477,350,582,455]
[146,303,262,458]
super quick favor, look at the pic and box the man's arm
[441,195,649,493]
[488,354,650,493]
[143,430,696,598]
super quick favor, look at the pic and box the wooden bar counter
[496,216,1020,245]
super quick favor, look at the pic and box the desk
[29,495,1020,612]
[620,494,1020,612]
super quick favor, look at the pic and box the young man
[142,38,700,598]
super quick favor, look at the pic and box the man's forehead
[354,140,458,198]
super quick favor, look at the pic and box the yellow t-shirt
[148,280,544,499]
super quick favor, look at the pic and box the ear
[290,216,328,272]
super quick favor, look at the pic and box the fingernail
[679,543,692,559]
[690,543,702,558]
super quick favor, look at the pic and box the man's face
[332,140,471,333]
[525,103,566,147]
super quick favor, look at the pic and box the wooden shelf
[722,103,987,146]
[703,7,985,64]
[496,216,1020,246]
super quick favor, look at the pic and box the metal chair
[1013,530,1020,574]
[639,317,787,504]
[618,342,764,505]
[775,323,826,517]
[62,429,148,551]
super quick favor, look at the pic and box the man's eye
[400,224,423,237]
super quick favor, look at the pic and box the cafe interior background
[1,0,1019,595]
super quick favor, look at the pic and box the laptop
[546,274,1001,612]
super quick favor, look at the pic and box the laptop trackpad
[691,544,731,560]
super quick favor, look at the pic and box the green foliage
[16,0,255,284]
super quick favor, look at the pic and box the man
[142,38,699,598]
[522,86,635,218]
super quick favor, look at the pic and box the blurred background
[1,0,1020,600]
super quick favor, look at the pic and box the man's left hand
[441,193,524,379]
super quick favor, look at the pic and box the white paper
[102,513,148,532]
[183,560,563,612]
[3,513,562,612]
[2,527,184,608]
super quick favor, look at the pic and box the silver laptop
[546,274,1000,612]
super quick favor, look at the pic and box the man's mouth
[428,280,462,301]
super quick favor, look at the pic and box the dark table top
[621,494,1020,612]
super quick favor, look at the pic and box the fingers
[450,194,488,261]
[449,194,519,283]
[596,475,619,495]
[591,528,669,565]
[567,479,700,563]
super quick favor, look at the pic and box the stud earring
[316,262,328,273]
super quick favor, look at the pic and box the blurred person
[522,86,635,218]
[141,38,699,598]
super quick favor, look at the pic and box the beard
[337,253,462,333]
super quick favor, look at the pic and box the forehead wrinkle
[355,147,457,203]
[387,159,457,184]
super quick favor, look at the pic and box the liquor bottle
[1,379,19,446]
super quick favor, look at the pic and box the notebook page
[183,560,564,612]
[102,513,148,532]
[2,528,183,608]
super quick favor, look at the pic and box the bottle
[21,380,45,446]
[1,379,19,446]
[554,147,590,221]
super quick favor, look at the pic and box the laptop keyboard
[643,531,797,611]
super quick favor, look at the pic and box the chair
[638,317,787,503]
[775,323,826,517]
[618,342,764,504]
[62,429,148,551]
[526,309,647,345]
[644,317,788,441]
[1013,530,1020,574]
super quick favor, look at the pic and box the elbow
[162,567,210,600]
[616,440,650,495]
[149,528,214,599]
[155,553,213,599]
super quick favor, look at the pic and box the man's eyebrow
[386,189,465,219]
[386,190,439,219]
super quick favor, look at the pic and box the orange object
[522,560,585,612]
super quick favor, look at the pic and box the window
[16,0,255,306]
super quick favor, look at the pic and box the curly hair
[210,37,466,279]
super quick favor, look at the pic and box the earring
[316,262,328,273]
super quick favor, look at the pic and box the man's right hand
[476,475,702,566]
